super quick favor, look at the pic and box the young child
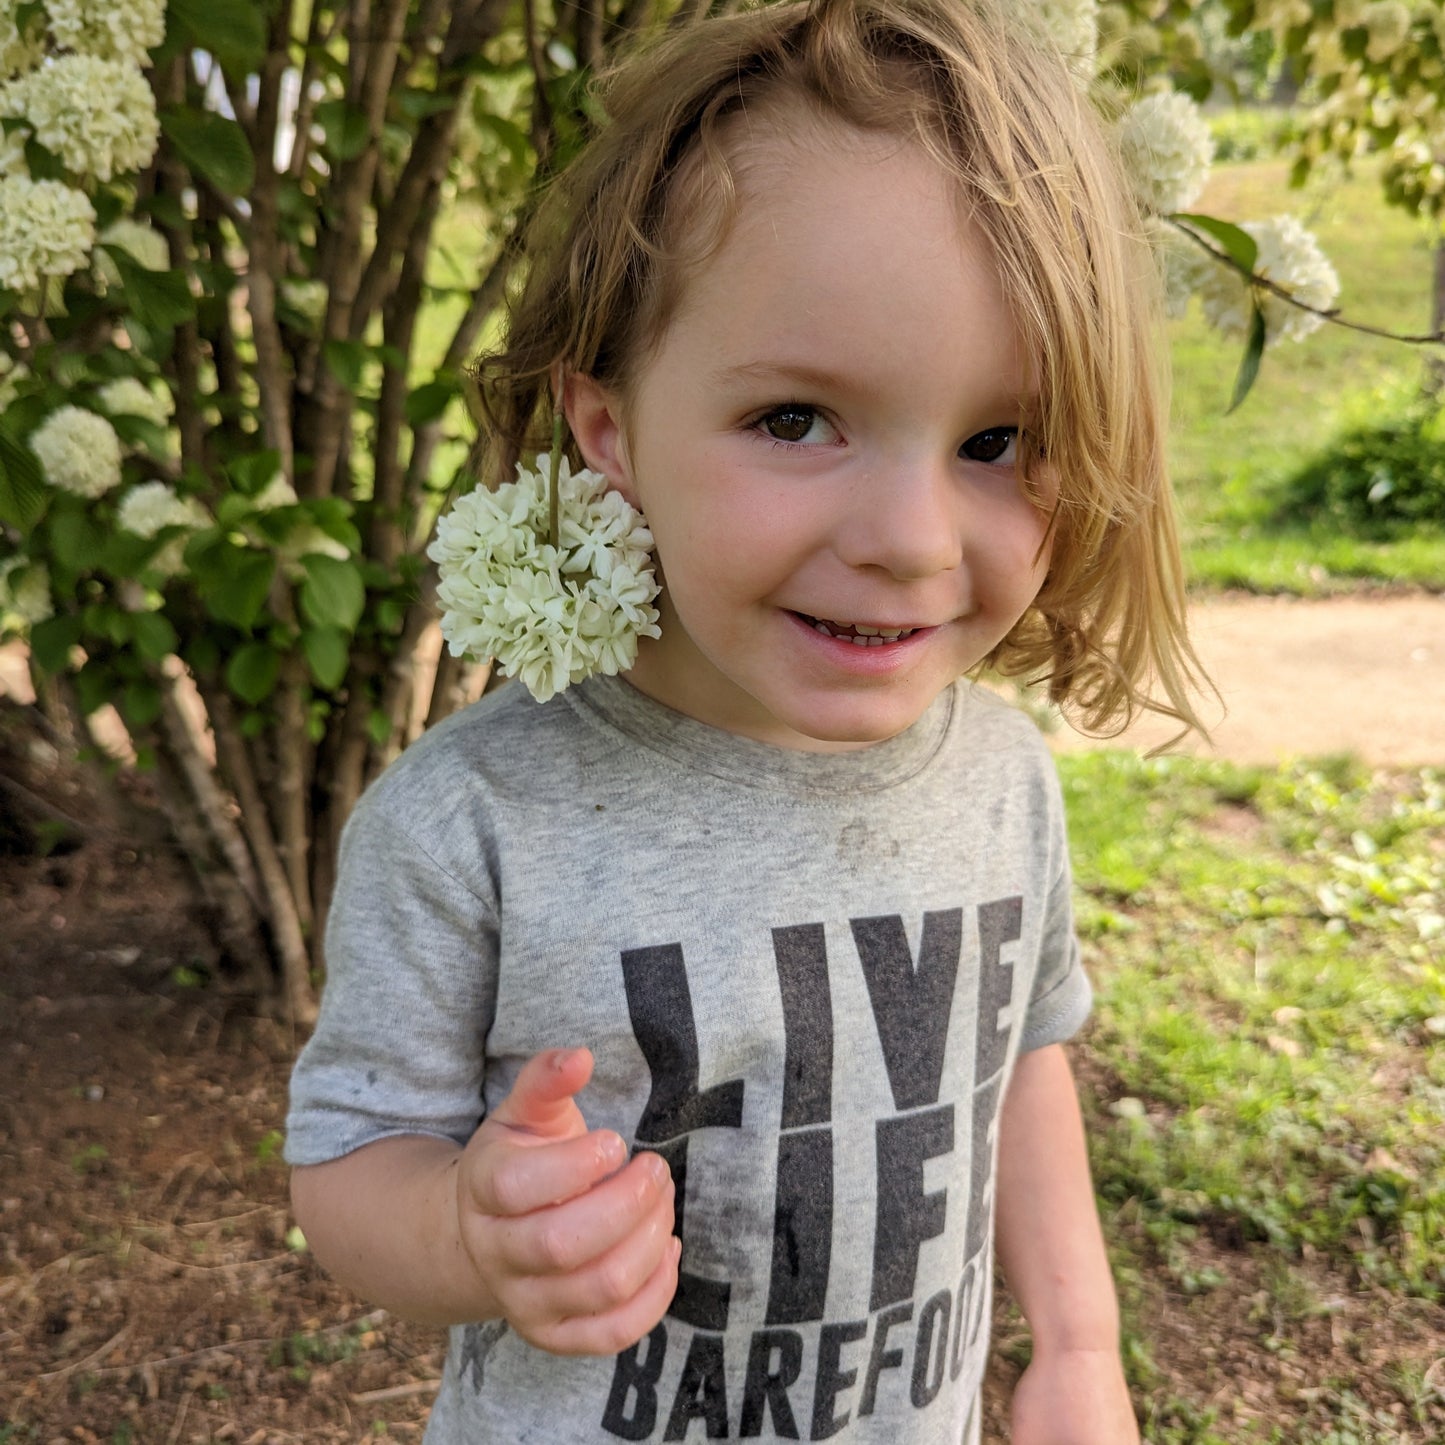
[286,1,1202,1440]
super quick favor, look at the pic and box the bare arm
[290,1048,680,1354]
[994,1042,1139,1445]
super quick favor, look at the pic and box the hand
[455,1046,680,1356]
[1010,1343,1140,1445]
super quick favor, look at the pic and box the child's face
[571,121,1053,751]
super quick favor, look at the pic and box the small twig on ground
[36,1320,133,1382]
[164,1388,193,1445]
[351,1378,443,1404]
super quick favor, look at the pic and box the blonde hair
[476,0,1206,736]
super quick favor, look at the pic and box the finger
[498,1150,672,1274]
[542,1169,676,1318]
[488,1048,595,1139]
[542,1236,682,1357]
[467,1126,630,1217]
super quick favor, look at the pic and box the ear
[563,373,638,505]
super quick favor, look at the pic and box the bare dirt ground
[1051,592,1445,765]
[2,595,1443,1444]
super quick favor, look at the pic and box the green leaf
[110,415,173,459]
[28,614,82,673]
[106,248,195,328]
[316,99,371,162]
[323,340,369,390]
[47,507,107,573]
[194,541,275,630]
[74,666,112,717]
[165,0,266,70]
[225,641,280,705]
[226,449,283,496]
[299,554,364,631]
[405,376,458,428]
[120,680,163,729]
[1172,214,1258,277]
[131,611,179,663]
[1227,303,1268,415]
[301,624,349,690]
[0,432,46,530]
[367,709,393,748]
[159,107,255,196]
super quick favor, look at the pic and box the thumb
[488,1047,595,1140]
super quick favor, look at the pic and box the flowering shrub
[0,0,1390,1012]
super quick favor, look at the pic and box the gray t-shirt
[286,674,1090,1443]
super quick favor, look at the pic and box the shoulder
[947,679,1056,767]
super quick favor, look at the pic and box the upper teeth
[811,619,915,646]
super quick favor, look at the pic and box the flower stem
[548,411,562,550]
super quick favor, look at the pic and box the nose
[834,457,964,581]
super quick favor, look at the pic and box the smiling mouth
[796,614,921,647]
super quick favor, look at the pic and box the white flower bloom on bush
[118,481,207,575]
[98,377,174,429]
[429,453,662,703]
[93,218,169,285]
[250,474,299,511]
[1144,219,1210,319]
[1362,0,1412,62]
[0,556,53,628]
[2,55,160,182]
[46,0,167,68]
[0,6,43,79]
[1194,215,1341,344]
[32,405,122,497]
[0,176,95,292]
[117,480,205,537]
[279,523,350,570]
[1117,90,1215,215]
[1034,0,1097,75]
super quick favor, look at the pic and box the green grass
[1065,752,1444,1295]
[1167,158,1445,592]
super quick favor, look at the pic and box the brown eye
[762,406,819,443]
[960,427,1018,464]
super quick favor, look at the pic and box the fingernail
[598,1131,626,1167]
[647,1153,670,1186]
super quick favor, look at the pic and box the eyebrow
[710,358,1040,417]
[707,359,859,393]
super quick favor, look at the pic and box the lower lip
[787,612,936,672]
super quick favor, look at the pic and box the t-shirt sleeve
[284,789,500,1166]
[1018,768,1091,1053]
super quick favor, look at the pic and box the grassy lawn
[1167,159,1445,592]
[1057,752,1445,1443]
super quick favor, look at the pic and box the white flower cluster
[1193,215,1341,344]
[99,376,174,430]
[1117,90,1215,215]
[429,454,662,703]
[0,556,52,628]
[31,404,121,497]
[118,481,208,576]
[46,0,167,68]
[1362,0,1413,63]
[0,174,95,291]
[0,54,159,182]
[1035,0,1098,77]
[117,480,206,537]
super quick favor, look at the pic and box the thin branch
[198,683,316,1024]
[1171,217,1445,346]
[521,0,554,165]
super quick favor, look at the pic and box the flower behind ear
[428,455,661,703]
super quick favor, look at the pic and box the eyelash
[751,405,1021,464]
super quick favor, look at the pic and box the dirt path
[1051,592,1445,765]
